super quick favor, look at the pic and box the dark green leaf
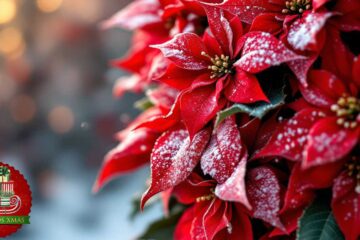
[215,79,286,126]
[137,207,183,240]
[297,198,344,240]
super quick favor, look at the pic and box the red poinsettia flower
[153,5,303,136]
[283,151,360,240]
[104,0,207,96]
[140,117,250,209]
[173,164,286,240]
[207,0,360,86]
[255,63,360,167]
[173,173,253,240]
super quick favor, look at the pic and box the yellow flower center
[195,188,215,202]
[201,51,232,79]
[345,156,360,194]
[331,95,360,129]
[282,0,311,14]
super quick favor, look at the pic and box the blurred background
[0,0,162,239]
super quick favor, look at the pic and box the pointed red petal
[247,166,285,230]
[215,155,252,209]
[303,117,359,168]
[180,78,226,138]
[201,117,245,184]
[101,0,162,30]
[152,33,209,70]
[93,129,158,192]
[224,68,269,103]
[287,53,317,87]
[332,171,360,240]
[300,70,347,108]
[174,207,195,240]
[158,63,201,90]
[141,127,211,209]
[249,13,282,35]
[203,0,280,24]
[287,12,333,51]
[202,5,234,56]
[235,32,304,73]
[254,108,325,161]
[191,200,230,240]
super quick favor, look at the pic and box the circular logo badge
[0,162,32,238]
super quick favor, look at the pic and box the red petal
[287,53,317,87]
[173,175,215,204]
[215,155,251,209]
[303,117,359,168]
[287,12,333,51]
[201,117,245,184]
[202,5,235,56]
[247,166,285,229]
[332,171,360,240]
[191,200,230,240]
[93,129,158,192]
[235,31,304,73]
[152,33,209,70]
[147,85,178,111]
[203,0,280,24]
[180,78,225,138]
[141,127,211,209]
[113,74,146,97]
[224,68,269,103]
[158,63,202,90]
[300,70,347,108]
[228,206,253,240]
[254,108,325,161]
[135,95,181,132]
[321,27,355,82]
[101,0,162,30]
[174,206,194,240]
[250,13,282,35]
[353,56,360,88]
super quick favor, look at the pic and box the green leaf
[297,198,344,240]
[134,97,154,111]
[215,79,286,126]
[137,206,183,240]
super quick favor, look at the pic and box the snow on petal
[235,31,304,73]
[101,0,162,30]
[247,166,285,230]
[254,108,326,161]
[332,172,360,240]
[287,12,333,51]
[303,117,359,168]
[152,33,209,70]
[202,0,279,24]
[93,129,158,192]
[203,5,233,56]
[200,117,244,184]
[215,155,252,210]
[141,127,211,209]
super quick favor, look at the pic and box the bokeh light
[9,94,37,123]
[36,0,63,13]
[0,0,17,24]
[48,105,75,134]
[0,27,25,57]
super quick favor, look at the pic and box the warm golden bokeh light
[0,0,16,24]
[48,106,75,134]
[36,0,63,13]
[0,27,24,56]
[10,94,37,123]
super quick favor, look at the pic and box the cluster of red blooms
[94,0,360,239]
